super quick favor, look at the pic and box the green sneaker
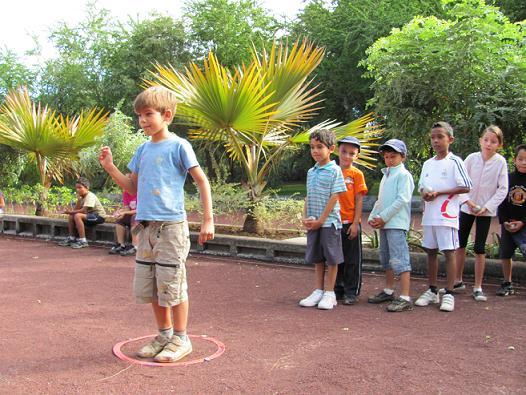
[386,297,413,312]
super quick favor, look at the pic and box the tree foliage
[362,0,526,158]
[291,0,444,121]
[184,0,280,67]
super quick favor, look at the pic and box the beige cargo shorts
[133,220,190,307]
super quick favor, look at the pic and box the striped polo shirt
[306,160,347,228]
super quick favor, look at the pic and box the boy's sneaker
[120,245,137,256]
[109,244,125,255]
[137,334,170,358]
[472,290,487,302]
[415,289,440,306]
[70,240,89,249]
[367,291,394,304]
[154,336,192,363]
[317,292,337,310]
[386,297,413,312]
[299,289,324,307]
[439,282,465,294]
[57,237,76,247]
[439,294,455,312]
[343,295,358,305]
[496,282,516,296]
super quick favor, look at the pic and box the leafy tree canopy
[362,0,526,159]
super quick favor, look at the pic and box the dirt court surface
[1,236,525,394]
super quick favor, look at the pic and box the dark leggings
[458,211,491,254]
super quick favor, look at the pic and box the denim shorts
[379,229,411,275]
[499,225,526,259]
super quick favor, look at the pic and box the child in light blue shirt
[367,139,415,312]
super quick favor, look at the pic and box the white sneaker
[317,292,337,310]
[415,289,440,306]
[154,336,192,363]
[440,294,455,312]
[299,289,324,307]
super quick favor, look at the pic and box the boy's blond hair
[133,86,178,123]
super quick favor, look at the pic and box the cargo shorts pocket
[156,265,188,307]
[133,263,155,303]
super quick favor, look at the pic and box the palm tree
[146,40,382,233]
[0,87,108,215]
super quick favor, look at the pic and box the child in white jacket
[455,125,508,301]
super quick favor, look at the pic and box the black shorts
[116,213,135,228]
[499,225,526,259]
[458,211,491,254]
[84,213,105,226]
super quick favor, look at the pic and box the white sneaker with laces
[440,294,455,311]
[415,289,440,306]
[299,289,324,307]
[317,292,337,310]
[472,290,487,302]
[154,336,192,363]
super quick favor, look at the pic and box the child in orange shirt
[334,136,368,305]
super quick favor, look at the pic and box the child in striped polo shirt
[299,129,347,310]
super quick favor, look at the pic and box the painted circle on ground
[113,334,226,367]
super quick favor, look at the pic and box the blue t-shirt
[128,135,199,221]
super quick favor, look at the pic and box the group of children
[300,122,524,313]
[49,83,522,363]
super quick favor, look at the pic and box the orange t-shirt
[338,166,368,223]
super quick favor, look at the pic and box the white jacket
[460,152,508,216]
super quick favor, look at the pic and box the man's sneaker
[496,282,516,296]
[343,295,358,305]
[154,336,192,363]
[57,237,76,247]
[120,245,137,256]
[368,291,394,304]
[439,294,455,312]
[109,244,125,255]
[317,292,337,310]
[439,282,466,294]
[415,289,440,306]
[386,297,414,312]
[299,290,324,307]
[137,334,170,358]
[472,290,488,302]
[70,240,89,249]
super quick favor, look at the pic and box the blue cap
[338,136,361,150]
[379,139,407,156]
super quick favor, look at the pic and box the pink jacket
[460,152,508,216]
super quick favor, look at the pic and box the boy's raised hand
[99,146,114,170]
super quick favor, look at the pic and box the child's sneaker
[367,291,394,304]
[317,292,337,310]
[137,334,170,358]
[70,240,89,249]
[57,237,76,247]
[415,289,440,306]
[472,290,487,302]
[386,297,413,312]
[299,289,324,307]
[496,282,516,296]
[154,336,192,363]
[120,245,137,256]
[439,282,465,294]
[439,294,455,312]
[109,243,125,255]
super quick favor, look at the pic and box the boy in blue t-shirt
[100,86,214,363]
[299,129,347,310]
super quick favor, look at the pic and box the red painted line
[113,334,226,367]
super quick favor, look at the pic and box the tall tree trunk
[34,154,49,216]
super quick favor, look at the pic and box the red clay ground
[1,236,525,394]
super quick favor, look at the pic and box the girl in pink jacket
[455,125,508,301]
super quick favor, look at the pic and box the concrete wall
[1,214,524,283]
